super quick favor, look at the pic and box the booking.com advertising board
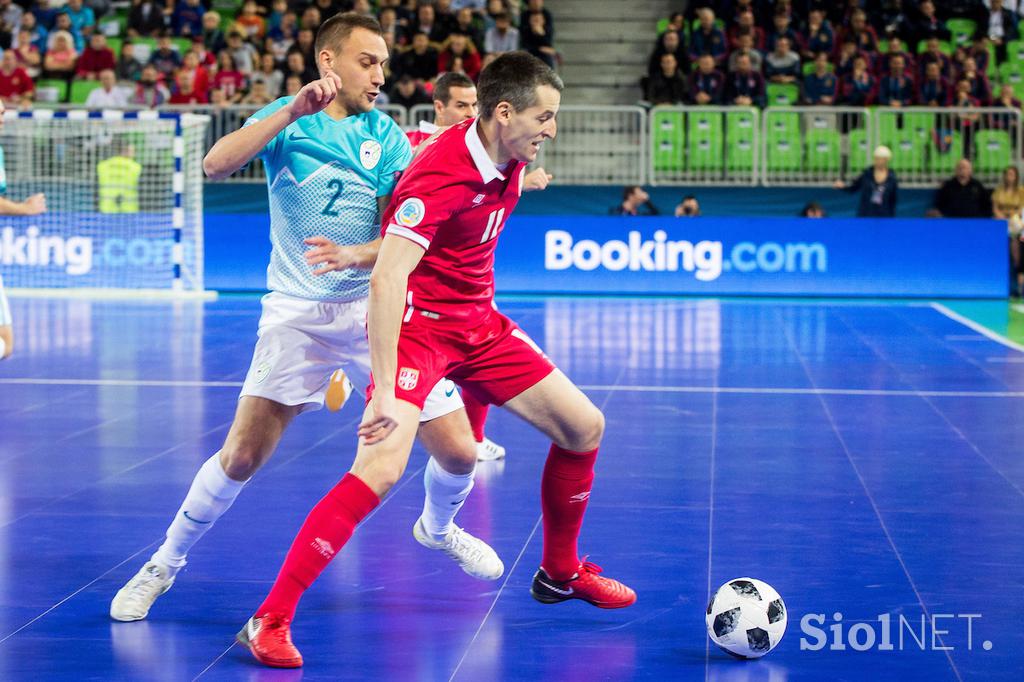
[492,216,1007,298]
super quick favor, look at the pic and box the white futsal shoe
[413,518,504,580]
[476,437,506,461]
[110,561,175,621]
[325,369,355,412]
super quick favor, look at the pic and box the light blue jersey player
[0,98,48,360]
[111,14,502,627]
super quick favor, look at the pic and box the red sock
[463,392,489,443]
[256,473,379,620]
[540,444,598,581]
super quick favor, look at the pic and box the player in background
[0,98,48,360]
[237,52,634,669]
[110,13,502,626]
[409,71,552,461]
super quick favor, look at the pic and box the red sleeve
[383,172,464,251]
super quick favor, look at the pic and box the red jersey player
[237,52,635,670]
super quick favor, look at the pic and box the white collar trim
[464,118,505,183]
[418,119,438,134]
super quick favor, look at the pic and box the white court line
[703,388,719,681]
[5,377,1024,398]
[930,303,1024,353]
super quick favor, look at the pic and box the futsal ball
[706,578,787,659]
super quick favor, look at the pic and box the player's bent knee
[219,445,269,481]
[561,406,605,452]
[350,458,404,497]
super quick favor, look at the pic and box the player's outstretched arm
[202,73,342,180]
[359,234,426,444]
[304,236,383,275]
[0,193,46,216]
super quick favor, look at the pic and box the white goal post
[0,109,210,297]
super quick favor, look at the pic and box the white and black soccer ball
[706,577,787,659]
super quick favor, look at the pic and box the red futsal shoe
[530,558,637,609]
[237,613,303,668]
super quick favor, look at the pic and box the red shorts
[369,308,555,410]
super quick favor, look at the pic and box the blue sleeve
[376,115,413,198]
[242,97,292,164]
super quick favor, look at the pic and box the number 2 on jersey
[480,208,505,243]
[322,179,344,216]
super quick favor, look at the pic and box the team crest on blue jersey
[360,140,382,170]
[396,198,425,227]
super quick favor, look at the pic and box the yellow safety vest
[97,156,142,213]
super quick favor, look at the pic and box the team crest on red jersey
[397,367,420,391]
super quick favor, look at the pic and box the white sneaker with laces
[413,517,504,580]
[110,561,175,622]
[476,437,506,461]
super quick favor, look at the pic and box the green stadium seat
[847,128,871,170]
[805,129,841,173]
[945,19,977,47]
[106,36,123,58]
[1008,39,1024,64]
[903,112,934,140]
[686,111,723,171]
[873,108,900,147]
[172,38,192,55]
[801,61,834,76]
[725,109,757,173]
[765,111,801,172]
[651,109,685,172]
[929,130,963,174]
[656,18,669,34]
[767,111,800,138]
[34,79,68,104]
[917,39,953,55]
[766,83,799,106]
[975,130,1013,172]
[889,130,926,173]
[70,79,102,104]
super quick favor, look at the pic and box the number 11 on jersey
[480,208,506,243]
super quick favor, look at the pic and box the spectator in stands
[76,32,115,80]
[169,69,206,104]
[269,13,297,61]
[991,83,1023,129]
[663,11,684,35]
[173,0,205,38]
[438,32,481,81]
[647,53,687,105]
[689,7,727,67]
[949,77,982,130]
[434,0,460,39]
[127,0,167,39]
[251,52,282,98]
[131,64,170,106]
[293,27,316,65]
[727,31,764,73]
[803,52,837,104]
[406,3,444,43]
[283,73,301,96]
[226,31,257,75]
[267,0,290,35]
[992,165,1024,294]
[766,10,803,53]
[149,34,182,78]
[879,54,915,106]
[765,36,801,84]
[803,8,834,59]
[688,53,724,105]
[878,37,915,77]
[977,0,1019,62]
[800,201,826,217]
[840,54,877,105]
[455,7,485,53]
[835,40,860,79]
[353,0,375,18]
[52,12,85,53]
[726,53,766,107]
[19,13,48,55]
[43,31,77,82]
[918,61,951,105]
[299,6,321,33]
[933,158,992,217]
[649,30,686,78]
[910,0,951,46]
[85,68,128,107]
[116,40,143,82]
[839,9,879,55]
[202,11,227,55]
[388,72,431,108]
[212,50,245,102]
[878,0,913,39]
[13,30,41,79]
[729,10,764,51]
[64,0,96,42]
[283,50,308,84]
[0,0,23,45]
[0,49,32,107]
[176,50,209,96]
[919,37,954,81]
[959,56,992,104]
[232,1,265,42]
[484,11,519,55]
[521,9,556,68]
[674,195,700,217]
[393,32,439,83]
[524,0,553,39]
[612,186,659,216]
[833,145,898,218]
[240,78,273,105]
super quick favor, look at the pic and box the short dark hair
[314,11,383,55]
[434,72,475,104]
[477,51,563,120]
[623,185,641,200]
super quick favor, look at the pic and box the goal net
[0,109,209,295]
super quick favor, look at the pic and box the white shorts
[0,274,10,327]
[240,291,463,422]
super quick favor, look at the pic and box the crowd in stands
[0,0,557,109]
[642,1,1024,111]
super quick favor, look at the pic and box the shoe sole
[236,625,303,668]
[109,579,175,622]
[530,585,637,609]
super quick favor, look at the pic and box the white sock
[151,452,247,577]
[421,456,475,541]
[0,336,6,359]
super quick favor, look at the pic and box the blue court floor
[0,295,1022,681]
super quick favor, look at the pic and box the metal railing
[18,103,1022,187]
